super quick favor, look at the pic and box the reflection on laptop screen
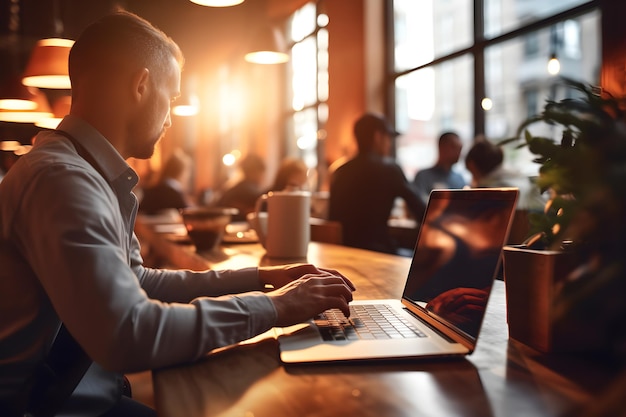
[402,189,516,341]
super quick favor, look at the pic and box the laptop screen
[401,188,518,342]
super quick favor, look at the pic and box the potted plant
[499,78,626,357]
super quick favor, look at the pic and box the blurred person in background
[412,131,466,204]
[465,139,546,211]
[329,112,426,254]
[216,153,266,221]
[268,157,309,192]
[139,147,193,214]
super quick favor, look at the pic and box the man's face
[444,136,463,164]
[128,56,181,160]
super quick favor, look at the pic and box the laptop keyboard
[314,304,427,341]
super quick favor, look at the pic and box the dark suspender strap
[8,129,100,417]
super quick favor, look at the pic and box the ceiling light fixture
[244,25,289,64]
[0,77,40,111]
[188,0,244,6]
[173,93,200,117]
[0,88,53,123]
[35,95,71,129]
[0,0,40,110]
[173,75,200,117]
[22,38,74,89]
[547,53,561,76]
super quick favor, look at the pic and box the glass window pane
[395,55,474,181]
[484,11,600,176]
[292,108,318,166]
[291,36,318,110]
[484,0,591,39]
[290,2,317,42]
[394,0,472,72]
[317,29,329,102]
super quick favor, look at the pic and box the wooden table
[134,216,619,417]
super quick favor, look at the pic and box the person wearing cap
[328,112,426,254]
[412,131,466,204]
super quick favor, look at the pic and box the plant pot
[502,245,579,353]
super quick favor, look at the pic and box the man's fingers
[269,270,356,327]
[305,276,355,302]
[319,268,356,290]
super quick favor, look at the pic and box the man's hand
[265,268,355,327]
[259,263,355,291]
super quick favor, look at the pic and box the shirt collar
[55,115,139,192]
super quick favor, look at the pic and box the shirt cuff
[236,291,277,331]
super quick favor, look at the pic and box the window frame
[385,0,600,139]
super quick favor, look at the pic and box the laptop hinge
[402,300,475,351]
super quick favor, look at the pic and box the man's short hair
[438,131,460,147]
[69,10,184,90]
[465,140,503,176]
[353,113,397,153]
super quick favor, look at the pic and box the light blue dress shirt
[0,115,276,416]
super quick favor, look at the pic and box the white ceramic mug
[249,190,311,259]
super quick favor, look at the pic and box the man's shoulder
[349,154,402,169]
[3,138,105,201]
[26,132,84,165]
[414,166,437,179]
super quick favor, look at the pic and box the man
[328,112,425,254]
[139,148,193,214]
[216,153,266,221]
[412,131,466,204]
[0,11,354,417]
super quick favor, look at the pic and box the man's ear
[131,68,150,102]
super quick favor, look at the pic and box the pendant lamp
[244,25,289,64]
[173,93,200,117]
[0,88,53,123]
[0,76,40,111]
[22,38,74,89]
[0,0,40,110]
[188,0,244,6]
[35,95,71,129]
[189,0,244,7]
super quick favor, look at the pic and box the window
[395,55,474,181]
[524,32,540,57]
[391,0,600,179]
[286,2,328,178]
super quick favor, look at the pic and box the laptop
[277,187,518,363]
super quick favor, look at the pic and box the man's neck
[435,161,453,172]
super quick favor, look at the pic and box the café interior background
[1,0,624,200]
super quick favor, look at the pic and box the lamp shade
[22,38,74,89]
[244,25,289,64]
[0,76,40,111]
[0,87,52,123]
[35,95,71,129]
[173,93,199,117]
[188,0,244,6]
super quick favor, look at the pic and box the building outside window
[391,0,600,182]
